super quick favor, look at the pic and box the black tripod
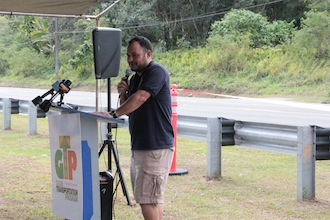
[98,128,132,206]
[97,78,132,220]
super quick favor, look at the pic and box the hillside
[0,9,329,103]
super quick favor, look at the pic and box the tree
[292,10,330,59]
[307,0,330,11]
[209,9,294,48]
[68,40,94,79]
[149,0,235,49]
[20,16,53,55]
[234,0,308,28]
[0,17,11,75]
[103,0,235,50]
[104,0,164,46]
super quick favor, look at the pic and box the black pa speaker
[92,27,121,79]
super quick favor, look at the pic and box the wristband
[110,110,118,118]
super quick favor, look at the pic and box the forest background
[0,0,329,102]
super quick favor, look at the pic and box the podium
[48,106,124,220]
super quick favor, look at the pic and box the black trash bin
[100,171,114,220]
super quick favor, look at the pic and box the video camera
[32,79,72,112]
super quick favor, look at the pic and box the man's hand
[117,77,129,97]
[93,112,113,117]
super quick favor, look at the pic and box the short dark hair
[128,36,153,52]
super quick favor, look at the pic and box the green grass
[1,114,330,219]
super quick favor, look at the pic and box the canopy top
[0,0,120,19]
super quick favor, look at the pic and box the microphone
[59,79,72,94]
[32,79,72,112]
[52,79,72,94]
[124,69,133,83]
[119,69,133,98]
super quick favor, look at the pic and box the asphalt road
[1,86,330,127]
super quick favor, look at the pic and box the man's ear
[146,50,152,59]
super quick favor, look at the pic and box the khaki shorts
[130,148,174,204]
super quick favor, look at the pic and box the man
[99,36,174,220]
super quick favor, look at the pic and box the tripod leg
[98,140,107,158]
[111,141,132,206]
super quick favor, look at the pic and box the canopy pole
[95,17,101,112]
[54,17,59,81]
[95,0,122,20]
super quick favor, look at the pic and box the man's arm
[115,89,151,117]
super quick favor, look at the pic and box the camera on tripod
[32,79,72,112]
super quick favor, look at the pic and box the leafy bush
[209,9,294,48]
[6,47,53,79]
[291,10,330,59]
[68,41,94,80]
[0,58,8,75]
[206,34,252,75]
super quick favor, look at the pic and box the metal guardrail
[0,98,46,118]
[206,117,330,201]
[233,121,330,160]
[315,127,330,160]
[2,98,330,158]
[2,98,330,201]
[177,116,235,145]
[178,115,207,141]
[1,99,208,140]
[234,121,298,155]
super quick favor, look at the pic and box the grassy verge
[1,114,330,219]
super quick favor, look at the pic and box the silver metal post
[2,98,11,130]
[297,126,315,200]
[28,101,37,135]
[207,117,222,178]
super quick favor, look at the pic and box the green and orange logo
[55,136,77,180]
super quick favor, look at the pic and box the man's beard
[130,60,148,73]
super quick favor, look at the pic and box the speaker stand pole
[107,78,112,170]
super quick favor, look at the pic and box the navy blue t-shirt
[127,61,174,150]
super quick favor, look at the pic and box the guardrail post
[207,117,222,178]
[28,101,37,135]
[297,126,315,201]
[2,98,11,130]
